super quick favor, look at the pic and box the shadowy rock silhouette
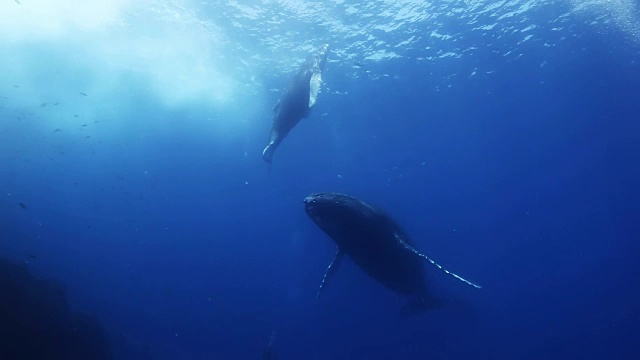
[0,258,112,359]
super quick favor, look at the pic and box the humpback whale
[304,192,481,314]
[262,44,329,164]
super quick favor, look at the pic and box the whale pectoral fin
[272,99,281,112]
[308,72,322,108]
[316,248,344,299]
[262,143,276,163]
[395,234,482,289]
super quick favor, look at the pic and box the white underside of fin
[316,248,343,299]
[308,71,322,108]
[395,234,482,289]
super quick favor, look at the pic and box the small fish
[19,202,26,209]
[13,85,20,88]
[15,0,22,4]
[53,102,60,106]
[81,124,87,127]
[54,128,62,132]
[40,103,48,107]
[74,114,78,117]
[79,92,88,96]
[85,136,91,138]
[29,254,36,259]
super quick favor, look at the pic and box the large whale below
[304,192,481,314]
[262,44,329,165]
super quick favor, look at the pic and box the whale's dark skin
[304,192,481,314]
[262,44,329,164]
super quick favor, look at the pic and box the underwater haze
[1,0,639,359]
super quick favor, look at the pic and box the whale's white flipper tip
[262,144,275,163]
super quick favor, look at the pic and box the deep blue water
[1,1,640,359]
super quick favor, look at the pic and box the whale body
[262,44,329,164]
[304,192,481,315]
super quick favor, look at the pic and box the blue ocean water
[1,1,639,359]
